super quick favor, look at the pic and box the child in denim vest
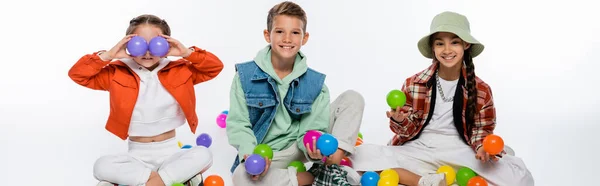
[351,11,534,186]
[226,1,364,186]
[68,14,223,186]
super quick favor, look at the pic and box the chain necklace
[436,69,454,102]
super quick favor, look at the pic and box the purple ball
[245,154,266,176]
[127,36,148,57]
[148,36,169,57]
[196,133,212,148]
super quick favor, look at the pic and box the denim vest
[229,61,326,173]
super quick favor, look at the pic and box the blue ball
[221,110,229,115]
[316,133,338,156]
[360,171,380,186]
[181,145,193,149]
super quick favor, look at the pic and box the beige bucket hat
[418,11,484,59]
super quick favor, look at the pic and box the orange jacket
[68,46,224,140]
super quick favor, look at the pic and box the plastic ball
[127,36,148,57]
[360,171,380,186]
[216,113,227,128]
[303,130,322,149]
[244,154,266,175]
[467,176,488,186]
[196,133,213,148]
[456,167,477,186]
[483,134,504,155]
[253,144,273,160]
[436,165,456,185]
[316,133,338,156]
[204,175,224,186]
[379,169,400,184]
[340,157,352,167]
[148,36,169,56]
[288,160,306,172]
[386,89,407,109]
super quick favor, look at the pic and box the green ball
[456,167,477,186]
[288,160,306,172]
[386,89,406,109]
[253,144,274,160]
[358,132,363,140]
[171,183,185,186]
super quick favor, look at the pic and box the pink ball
[340,157,352,167]
[303,130,322,149]
[216,113,227,128]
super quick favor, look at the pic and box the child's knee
[189,146,213,159]
[93,155,118,179]
[187,146,213,170]
[341,89,365,107]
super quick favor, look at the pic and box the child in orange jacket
[68,14,224,186]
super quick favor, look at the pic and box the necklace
[436,69,454,102]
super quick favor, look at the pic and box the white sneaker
[340,166,361,185]
[418,173,446,186]
[187,174,204,186]
[96,181,117,186]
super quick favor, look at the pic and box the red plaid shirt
[388,62,496,152]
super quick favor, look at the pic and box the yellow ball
[178,141,183,148]
[379,169,400,184]
[377,177,398,186]
[436,165,456,185]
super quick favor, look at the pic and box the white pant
[93,137,213,186]
[232,90,365,186]
[351,133,535,186]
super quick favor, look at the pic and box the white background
[1,0,598,185]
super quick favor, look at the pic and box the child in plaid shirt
[351,11,535,186]
[226,1,363,186]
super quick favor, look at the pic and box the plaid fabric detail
[309,163,352,186]
[389,62,497,152]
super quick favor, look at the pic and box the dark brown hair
[126,14,171,36]
[266,1,307,32]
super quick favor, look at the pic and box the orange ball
[467,176,488,186]
[483,134,504,155]
[355,138,363,146]
[204,175,224,186]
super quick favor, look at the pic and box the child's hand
[102,34,138,61]
[160,34,193,58]
[305,139,323,160]
[324,149,345,165]
[386,106,409,122]
[243,154,271,181]
[475,147,500,163]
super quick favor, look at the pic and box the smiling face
[431,32,471,69]
[264,15,309,62]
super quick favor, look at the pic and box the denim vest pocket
[246,96,277,125]
[246,97,277,109]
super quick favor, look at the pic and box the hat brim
[418,25,484,59]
